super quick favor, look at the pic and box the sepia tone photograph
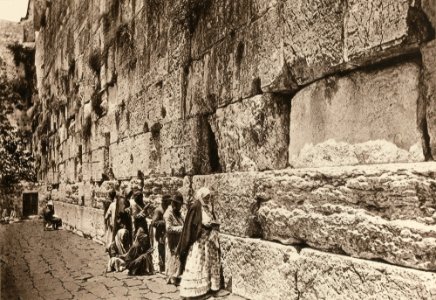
[1,0,436,299]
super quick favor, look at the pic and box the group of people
[103,187,228,299]
[1,206,18,224]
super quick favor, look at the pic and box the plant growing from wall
[91,89,104,118]
[116,22,136,69]
[88,49,102,75]
[82,115,92,141]
[150,122,162,140]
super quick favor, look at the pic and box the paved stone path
[0,220,244,300]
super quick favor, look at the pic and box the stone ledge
[53,201,105,243]
[220,235,436,300]
[193,162,436,271]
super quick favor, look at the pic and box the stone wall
[31,0,436,298]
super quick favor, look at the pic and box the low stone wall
[53,201,105,243]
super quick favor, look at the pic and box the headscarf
[195,187,211,205]
[114,229,128,255]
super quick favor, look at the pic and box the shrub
[82,115,92,140]
[150,122,162,139]
[88,50,101,75]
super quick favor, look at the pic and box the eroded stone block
[345,0,432,62]
[298,248,436,300]
[209,93,289,172]
[283,0,344,86]
[110,133,151,179]
[159,117,211,176]
[220,235,299,300]
[289,61,424,168]
[191,162,436,271]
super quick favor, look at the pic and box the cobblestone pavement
[0,220,244,300]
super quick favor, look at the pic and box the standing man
[152,194,171,273]
[163,192,184,285]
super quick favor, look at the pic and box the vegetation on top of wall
[5,43,36,106]
[0,128,36,185]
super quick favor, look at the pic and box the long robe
[163,206,184,283]
[178,199,221,298]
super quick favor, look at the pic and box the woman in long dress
[177,187,226,299]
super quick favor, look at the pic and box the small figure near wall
[42,200,62,230]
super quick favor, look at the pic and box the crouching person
[42,200,62,230]
[107,218,154,275]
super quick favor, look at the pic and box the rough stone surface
[422,40,436,159]
[159,116,212,176]
[297,248,436,300]
[289,61,424,168]
[220,234,436,300]
[209,93,289,172]
[283,0,344,85]
[53,201,106,242]
[220,234,299,300]
[193,162,436,271]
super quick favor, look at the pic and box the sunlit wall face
[0,0,29,22]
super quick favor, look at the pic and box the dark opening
[206,121,221,173]
[22,193,38,217]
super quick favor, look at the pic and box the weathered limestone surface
[193,162,436,271]
[209,93,289,172]
[289,61,424,168]
[283,0,344,85]
[53,201,105,242]
[297,248,436,300]
[220,235,299,300]
[110,133,151,179]
[422,41,436,159]
[159,117,211,176]
[221,235,436,300]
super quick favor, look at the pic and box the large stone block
[298,248,436,300]
[192,173,258,237]
[345,0,433,62]
[159,117,211,176]
[191,162,436,271]
[220,235,299,300]
[220,235,436,300]
[209,93,289,172]
[289,61,424,168]
[109,133,151,179]
[283,0,344,86]
[186,6,289,117]
[128,69,184,136]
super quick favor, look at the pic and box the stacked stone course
[31,0,436,298]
